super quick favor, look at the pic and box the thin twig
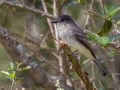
[53,0,65,76]
[0,26,80,89]
[84,0,93,29]
[74,0,120,26]
[1,1,56,19]
[18,0,24,6]
[41,0,55,38]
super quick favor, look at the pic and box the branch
[0,1,56,19]
[74,1,119,26]
[55,0,61,15]
[41,0,55,38]
[59,41,97,90]
[53,0,66,79]
[0,26,74,90]
[83,0,93,29]
[53,0,61,16]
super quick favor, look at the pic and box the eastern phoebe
[51,15,107,77]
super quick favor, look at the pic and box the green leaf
[55,80,60,87]
[96,36,110,46]
[107,7,120,17]
[15,62,22,68]
[15,62,19,65]
[1,71,15,79]
[25,66,31,69]
[15,77,21,82]
[97,20,112,36]
[1,71,10,76]
[8,62,14,70]
[18,66,31,71]
[9,73,15,78]
[17,62,22,68]
[86,31,99,40]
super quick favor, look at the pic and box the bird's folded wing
[71,27,96,58]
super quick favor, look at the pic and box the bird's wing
[70,27,96,58]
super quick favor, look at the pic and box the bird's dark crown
[51,15,73,23]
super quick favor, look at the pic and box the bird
[51,15,107,77]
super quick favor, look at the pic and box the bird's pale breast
[57,24,95,60]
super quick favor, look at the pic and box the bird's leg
[72,50,78,57]
[72,50,81,61]
[69,50,80,70]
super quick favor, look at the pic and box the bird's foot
[72,50,80,61]
[72,50,78,56]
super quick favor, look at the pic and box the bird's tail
[93,60,107,77]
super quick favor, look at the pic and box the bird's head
[51,15,73,24]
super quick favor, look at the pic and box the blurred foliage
[97,20,112,36]
[0,0,120,90]
[96,36,110,46]
[1,62,31,82]
[55,80,64,90]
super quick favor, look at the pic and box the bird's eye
[61,19,68,22]
[61,19,65,22]
[59,18,69,22]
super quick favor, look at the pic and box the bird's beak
[51,20,58,23]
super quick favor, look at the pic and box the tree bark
[0,26,74,90]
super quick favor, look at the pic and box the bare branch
[53,0,61,16]
[1,1,56,19]
[53,0,65,78]
[0,26,74,90]
[41,0,55,38]
[84,0,93,29]
[59,41,97,90]
[74,0,119,26]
